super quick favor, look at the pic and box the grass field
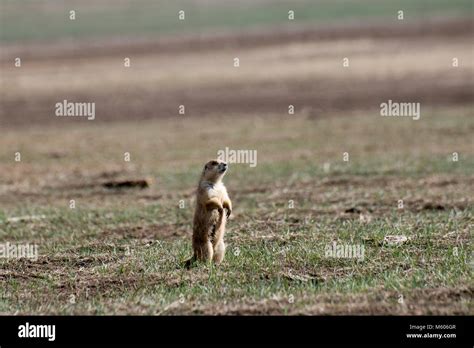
[1,107,473,314]
[0,0,473,315]
[1,0,472,43]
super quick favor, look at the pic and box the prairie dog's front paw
[205,199,223,213]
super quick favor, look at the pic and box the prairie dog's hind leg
[212,210,227,264]
[213,241,226,264]
[193,236,213,263]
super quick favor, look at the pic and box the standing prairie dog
[185,159,232,268]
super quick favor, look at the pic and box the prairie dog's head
[201,159,228,183]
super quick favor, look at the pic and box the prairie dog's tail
[184,256,196,269]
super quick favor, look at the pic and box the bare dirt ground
[1,17,472,128]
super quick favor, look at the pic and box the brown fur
[185,159,232,268]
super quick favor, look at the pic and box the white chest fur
[201,181,225,198]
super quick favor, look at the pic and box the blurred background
[1,0,472,127]
[0,0,472,207]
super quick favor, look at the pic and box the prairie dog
[185,159,232,268]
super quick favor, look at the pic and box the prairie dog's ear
[204,160,217,170]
